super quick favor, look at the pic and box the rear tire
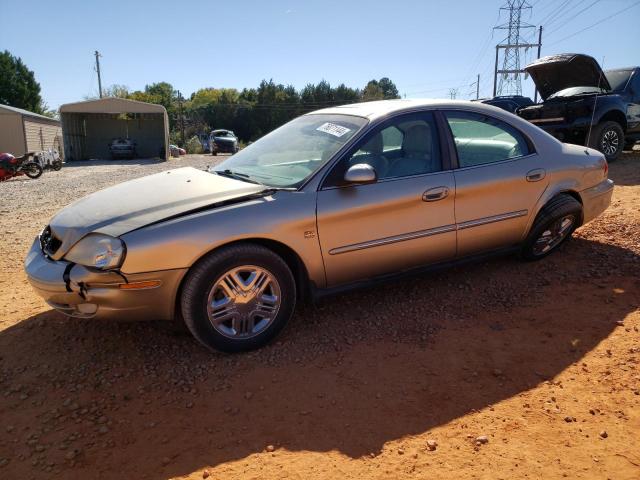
[589,120,624,162]
[521,194,582,261]
[181,244,296,353]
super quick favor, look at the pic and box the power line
[547,0,640,46]
[545,0,601,37]
[544,0,588,29]
[535,0,572,26]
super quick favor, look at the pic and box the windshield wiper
[214,169,262,185]
[214,169,297,191]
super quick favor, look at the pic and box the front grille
[40,225,62,256]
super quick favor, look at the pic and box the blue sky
[1,0,638,109]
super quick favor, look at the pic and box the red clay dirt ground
[0,153,639,479]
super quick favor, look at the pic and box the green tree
[362,77,400,101]
[362,80,384,101]
[102,84,130,98]
[0,50,44,113]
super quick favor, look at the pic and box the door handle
[526,168,546,182]
[422,186,449,202]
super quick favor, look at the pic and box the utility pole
[492,1,539,97]
[94,50,103,98]
[533,25,543,102]
[177,91,186,146]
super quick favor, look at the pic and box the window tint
[445,111,530,167]
[325,112,442,187]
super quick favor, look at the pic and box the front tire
[589,120,624,162]
[180,244,296,353]
[24,162,43,179]
[521,194,582,261]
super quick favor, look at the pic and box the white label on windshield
[316,122,351,137]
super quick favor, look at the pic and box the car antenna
[584,56,605,155]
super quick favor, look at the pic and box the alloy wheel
[532,215,575,256]
[601,129,619,156]
[206,265,281,339]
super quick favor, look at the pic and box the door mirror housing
[344,163,377,184]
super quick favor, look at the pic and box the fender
[521,179,583,240]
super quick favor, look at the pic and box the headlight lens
[64,233,125,269]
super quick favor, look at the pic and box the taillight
[603,158,608,178]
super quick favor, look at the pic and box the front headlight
[64,233,125,270]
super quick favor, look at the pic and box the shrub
[185,136,203,154]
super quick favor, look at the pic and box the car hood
[525,53,611,100]
[47,167,265,258]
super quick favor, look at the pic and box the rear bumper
[581,179,614,224]
[24,238,186,321]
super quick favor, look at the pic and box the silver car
[25,100,613,352]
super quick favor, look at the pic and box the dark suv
[209,129,238,155]
[481,95,534,113]
[517,54,640,161]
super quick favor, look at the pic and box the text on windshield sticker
[316,122,351,137]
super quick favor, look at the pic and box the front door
[316,111,457,287]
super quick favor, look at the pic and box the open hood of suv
[525,54,611,100]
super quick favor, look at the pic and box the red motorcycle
[0,152,43,182]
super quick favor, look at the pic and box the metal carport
[60,98,169,161]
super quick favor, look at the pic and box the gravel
[0,151,638,479]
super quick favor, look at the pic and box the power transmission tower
[94,51,103,98]
[448,88,459,100]
[492,1,540,97]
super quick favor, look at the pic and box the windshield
[605,69,633,92]
[210,114,368,188]
[548,86,608,99]
[213,130,232,137]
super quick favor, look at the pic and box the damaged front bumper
[24,237,186,321]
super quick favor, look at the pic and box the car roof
[309,99,506,120]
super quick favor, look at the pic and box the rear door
[443,110,549,257]
[316,111,457,287]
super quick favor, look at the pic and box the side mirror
[344,163,377,184]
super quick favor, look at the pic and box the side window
[324,112,442,187]
[632,71,640,101]
[445,111,530,168]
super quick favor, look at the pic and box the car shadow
[0,238,637,479]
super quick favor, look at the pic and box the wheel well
[598,110,627,131]
[173,239,311,321]
[556,191,584,225]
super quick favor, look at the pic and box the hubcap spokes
[601,130,619,156]
[207,266,281,339]
[533,215,575,256]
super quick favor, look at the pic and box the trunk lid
[525,53,611,100]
